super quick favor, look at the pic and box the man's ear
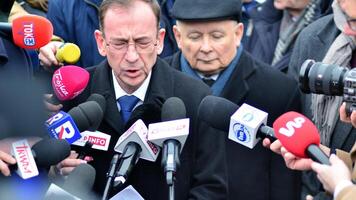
[94,30,107,56]
[234,22,244,47]
[173,25,182,49]
[156,28,166,55]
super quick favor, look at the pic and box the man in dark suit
[288,0,356,199]
[166,0,302,199]
[55,0,227,199]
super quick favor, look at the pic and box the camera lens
[299,60,346,96]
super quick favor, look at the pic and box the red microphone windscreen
[272,111,320,158]
[52,65,90,101]
[12,15,53,49]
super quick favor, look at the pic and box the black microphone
[160,97,186,184]
[198,96,275,143]
[114,142,141,187]
[102,154,119,200]
[113,103,162,186]
[45,94,106,144]
[68,94,106,132]
[10,138,71,171]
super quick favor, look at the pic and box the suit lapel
[90,60,125,134]
[144,58,174,106]
[221,51,255,104]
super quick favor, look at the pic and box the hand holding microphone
[0,150,16,176]
[39,42,81,71]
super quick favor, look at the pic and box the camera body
[299,59,356,115]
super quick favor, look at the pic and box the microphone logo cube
[11,139,39,179]
[45,111,81,144]
[148,118,190,151]
[72,131,111,151]
[229,103,268,149]
[114,120,160,162]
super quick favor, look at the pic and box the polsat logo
[233,123,251,143]
[22,22,35,46]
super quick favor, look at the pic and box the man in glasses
[288,0,356,199]
[54,0,227,199]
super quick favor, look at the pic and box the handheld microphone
[198,96,275,149]
[148,97,189,187]
[10,139,71,179]
[45,163,96,200]
[273,112,330,165]
[51,65,89,102]
[45,94,106,144]
[0,15,53,49]
[56,43,81,64]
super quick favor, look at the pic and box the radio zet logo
[233,123,251,143]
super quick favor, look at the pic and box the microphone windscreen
[161,97,186,121]
[62,163,96,196]
[273,111,320,158]
[52,65,89,101]
[198,95,238,132]
[32,139,70,167]
[12,15,53,49]
[68,101,103,131]
[56,43,81,64]
[125,103,162,130]
[86,93,106,112]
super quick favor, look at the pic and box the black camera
[299,59,356,115]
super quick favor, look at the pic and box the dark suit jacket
[166,51,302,200]
[288,14,356,200]
[66,57,227,200]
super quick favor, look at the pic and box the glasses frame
[104,37,158,54]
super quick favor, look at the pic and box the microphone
[113,120,160,185]
[10,139,71,179]
[56,43,81,64]
[101,103,162,199]
[273,112,331,165]
[148,97,189,187]
[0,15,53,49]
[45,163,96,200]
[51,65,89,102]
[198,96,275,149]
[45,94,106,144]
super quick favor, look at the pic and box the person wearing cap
[165,0,301,199]
[55,0,227,199]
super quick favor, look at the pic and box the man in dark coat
[165,0,302,199]
[288,0,356,199]
[55,0,227,199]
[245,0,320,72]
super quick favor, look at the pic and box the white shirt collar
[111,70,152,103]
[196,71,219,81]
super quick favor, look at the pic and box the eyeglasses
[105,39,158,54]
